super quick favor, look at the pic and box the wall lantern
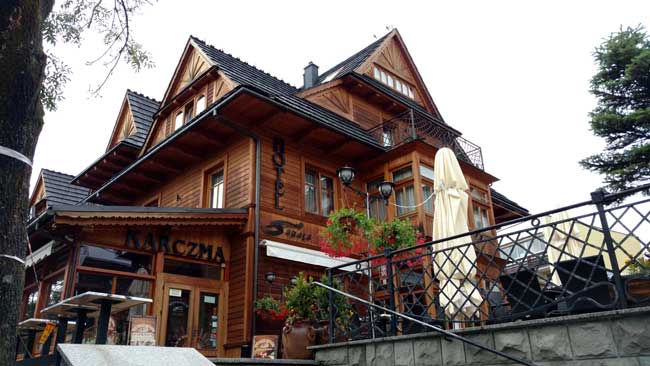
[290,276,298,286]
[336,166,356,187]
[264,272,276,284]
[377,181,395,203]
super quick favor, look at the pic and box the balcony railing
[323,184,650,342]
[366,110,485,170]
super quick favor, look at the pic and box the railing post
[384,250,397,336]
[328,269,334,343]
[409,109,417,141]
[591,189,628,308]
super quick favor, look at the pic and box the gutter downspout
[212,112,261,354]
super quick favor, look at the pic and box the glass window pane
[163,259,222,280]
[184,103,194,123]
[165,288,190,347]
[369,198,387,221]
[420,165,434,181]
[387,75,394,88]
[47,276,64,306]
[395,185,416,215]
[381,71,388,84]
[392,166,413,182]
[196,96,206,114]
[422,184,434,213]
[373,67,381,80]
[210,171,224,209]
[305,170,318,214]
[75,272,113,295]
[175,112,184,130]
[366,178,384,192]
[395,79,402,92]
[24,290,38,319]
[197,292,219,350]
[78,244,153,274]
[320,176,334,216]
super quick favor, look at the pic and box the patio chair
[555,255,615,313]
[499,267,551,320]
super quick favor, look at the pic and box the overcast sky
[32,0,650,214]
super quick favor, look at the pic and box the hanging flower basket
[320,208,374,258]
[368,218,426,266]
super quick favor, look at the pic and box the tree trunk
[0,1,53,364]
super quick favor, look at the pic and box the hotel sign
[124,229,226,263]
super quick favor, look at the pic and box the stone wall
[311,307,650,366]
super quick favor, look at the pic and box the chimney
[303,62,319,89]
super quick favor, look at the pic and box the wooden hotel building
[24,29,528,357]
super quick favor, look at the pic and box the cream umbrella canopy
[544,211,583,286]
[432,148,482,323]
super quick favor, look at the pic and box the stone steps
[208,358,318,366]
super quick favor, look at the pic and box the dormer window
[196,95,206,115]
[373,66,415,99]
[184,102,194,123]
[174,111,184,130]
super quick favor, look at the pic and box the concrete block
[529,325,572,361]
[464,332,498,364]
[441,338,466,366]
[374,343,393,366]
[394,340,414,366]
[349,346,366,366]
[639,356,650,366]
[569,321,617,358]
[413,338,442,366]
[316,347,349,366]
[366,344,376,366]
[612,316,650,355]
[494,329,532,362]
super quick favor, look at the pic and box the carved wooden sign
[262,220,312,241]
[125,229,226,263]
[272,137,285,210]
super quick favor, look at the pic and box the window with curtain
[367,178,387,221]
[184,102,194,123]
[393,166,415,216]
[210,171,224,209]
[47,275,65,306]
[420,165,434,213]
[473,205,490,229]
[305,168,334,216]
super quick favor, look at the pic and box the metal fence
[324,185,650,342]
[366,110,484,170]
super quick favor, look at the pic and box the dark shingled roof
[124,90,160,147]
[491,189,529,216]
[315,32,390,86]
[41,169,91,206]
[191,37,383,148]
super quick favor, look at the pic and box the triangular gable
[160,38,214,107]
[356,29,442,118]
[29,172,45,208]
[106,95,136,151]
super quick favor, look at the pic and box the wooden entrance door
[160,279,226,357]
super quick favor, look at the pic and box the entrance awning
[261,240,364,271]
[25,240,54,268]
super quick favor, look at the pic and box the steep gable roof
[40,169,91,206]
[315,32,390,86]
[124,90,160,147]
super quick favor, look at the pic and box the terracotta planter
[281,319,316,359]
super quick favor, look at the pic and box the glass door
[193,292,219,355]
[162,286,193,347]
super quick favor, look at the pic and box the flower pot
[281,319,316,359]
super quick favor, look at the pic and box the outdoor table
[41,301,95,345]
[17,318,55,359]
[58,291,152,345]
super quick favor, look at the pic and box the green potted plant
[254,296,288,334]
[313,274,352,344]
[320,208,374,258]
[281,273,318,359]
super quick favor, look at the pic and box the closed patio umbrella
[544,211,583,286]
[432,148,482,324]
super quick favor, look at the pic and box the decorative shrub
[283,273,318,323]
[320,208,374,258]
[254,295,288,321]
[368,218,427,265]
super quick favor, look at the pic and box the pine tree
[581,25,650,193]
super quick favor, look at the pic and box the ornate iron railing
[323,185,650,342]
[365,110,485,170]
